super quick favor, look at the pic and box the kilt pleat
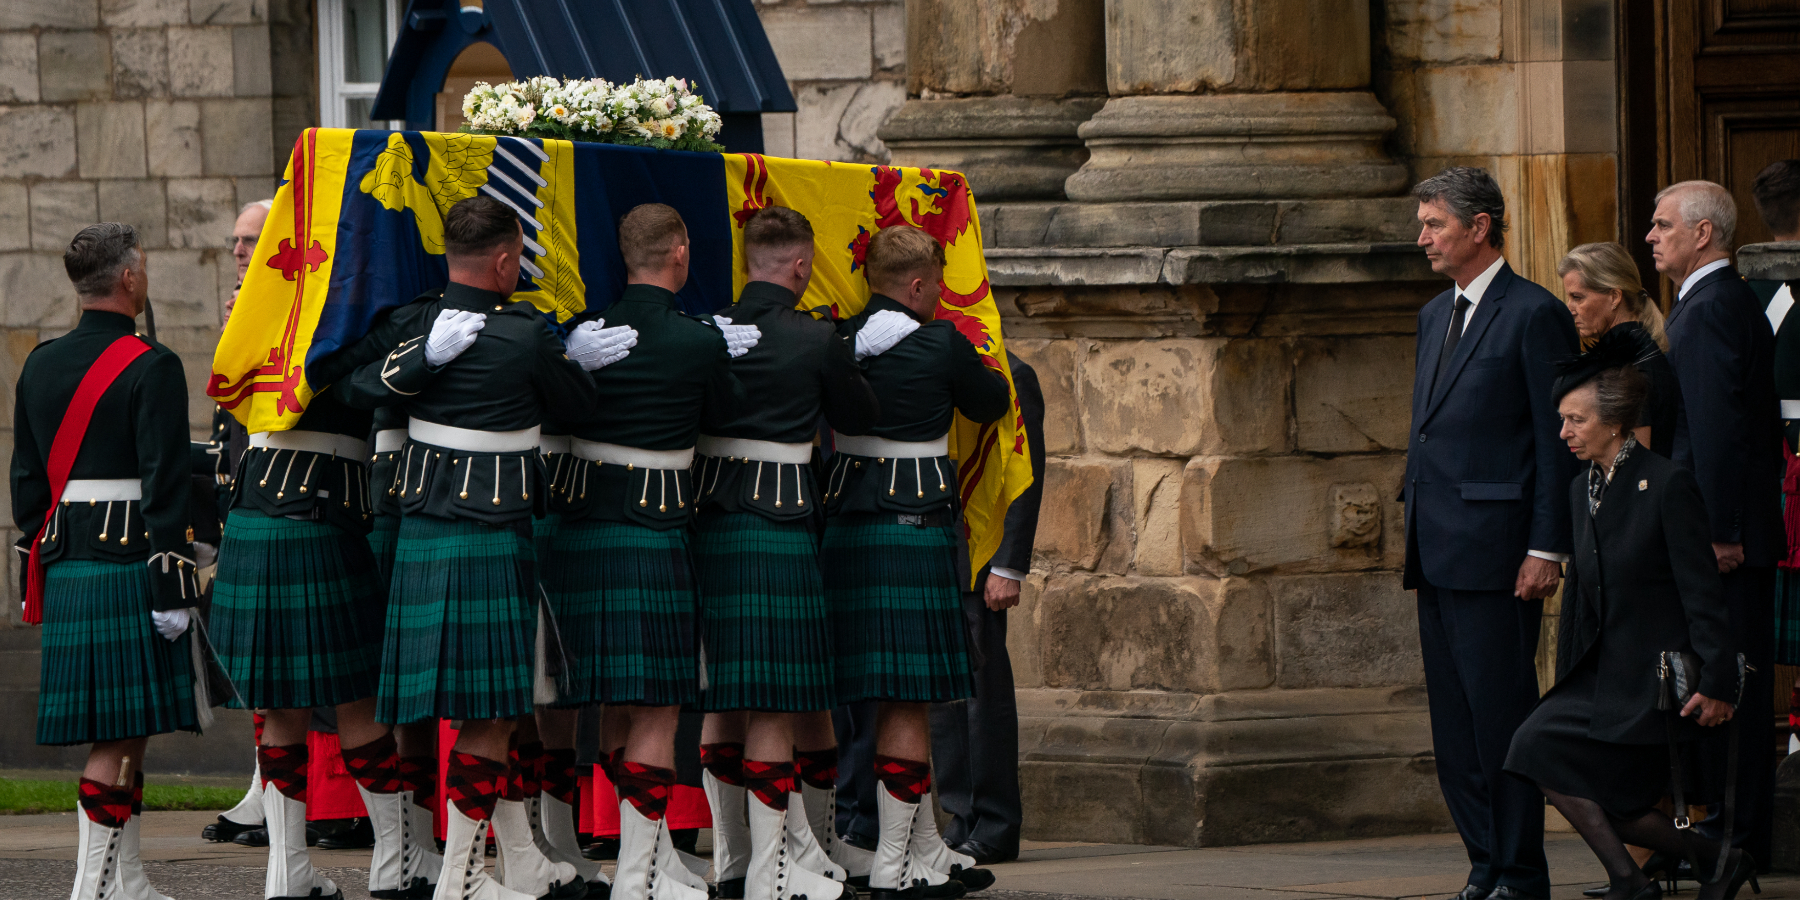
[533,513,561,571]
[695,511,834,712]
[211,510,383,710]
[377,516,536,724]
[821,514,974,703]
[38,560,199,745]
[544,519,698,707]
[368,513,400,589]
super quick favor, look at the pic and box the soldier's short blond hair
[619,203,689,273]
[865,225,944,288]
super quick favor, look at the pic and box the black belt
[893,511,955,528]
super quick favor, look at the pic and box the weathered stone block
[104,0,190,26]
[872,2,904,72]
[233,177,276,213]
[995,202,1200,248]
[1294,335,1415,452]
[1006,338,1079,454]
[167,27,235,97]
[1104,0,1235,94]
[1277,197,1422,244]
[1182,454,1406,575]
[1270,573,1423,689]
[1037,574,1223,693]
[1390,63,1521,157]
[166,178,234,249]
[0,0,100,29]
[0,108,77,179]
[78,102,148,178]
[1131,458,1183,576]
[112,28,170,99]
[1008,572,1046,688]
[1190,755,1449,846]
[98,180,169,249]
[1384,0,1503,64]
[1080,337,1290,457]
[199,98,272,176]
[232,26,272,97]
[1215,577,1274,690]
[0,253,81,328]
[145,249,221,327]
[1034,459,1123,571]
[29,182,99,252]
[1018,759,1145,844]
[0,184,30,253]
[145,99,203,176]
[189,0,266,25]
[0,329,44,424]
[40,31,113,103]
[0,35,40,105]
[793,81,904,163]
[760,6,872,81]
[1196,201,1278,246]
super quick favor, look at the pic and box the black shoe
[369,876,435,900]
[950,865,995,891]
[1487,887,1548,900]
[538,875,588,900]
[842,831,877,852]
[1449,886,1490,900]
[201,815,262,843]
[314,817,375,850]
[867,882,965,900]
[716,877,746,900]
[952,839,1015,866]
[237,823,323,848]
[583,836,620,861]
[671,827,699,854]
[1699,850,1762,900]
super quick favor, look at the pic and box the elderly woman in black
[1504,335,1751,900]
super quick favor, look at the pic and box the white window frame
[318,0,404,130]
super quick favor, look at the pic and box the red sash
[22,336,151,624]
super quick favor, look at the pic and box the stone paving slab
[3,811,1800,900]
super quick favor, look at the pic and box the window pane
[342,0,389,84]
[346,96,379,128]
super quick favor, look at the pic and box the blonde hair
[865,225,945,288]
[1557,242,1667,352]
[619,203,688,273]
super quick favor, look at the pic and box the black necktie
[1434,294,1471,391]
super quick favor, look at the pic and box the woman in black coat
[1503,341,1748,900]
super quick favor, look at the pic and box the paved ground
[2,810,1797,900]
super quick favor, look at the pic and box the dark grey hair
[64,223,142,297]
[1577,365,1648,431]
[1413,166,1509,249]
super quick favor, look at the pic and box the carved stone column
[1064,0,1407,201]
[878,0,1106,200]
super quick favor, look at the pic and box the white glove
[713,315,762,358]
[567,319,639,371]
[424,309,486,366]
[855,309,920,360]
[151,608,190,641]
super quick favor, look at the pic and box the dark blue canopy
[370,0,795,151]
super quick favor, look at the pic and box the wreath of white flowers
[462,75,725,151]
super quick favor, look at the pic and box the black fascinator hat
[1551,326,1650,403]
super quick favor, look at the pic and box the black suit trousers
[1417,580,1550,896]
[929,591,1021,855]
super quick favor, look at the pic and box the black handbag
[1657,649,1750,885]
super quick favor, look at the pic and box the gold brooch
[1638,480,1648,491]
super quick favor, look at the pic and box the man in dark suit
[1651,179,1785,867]
[929,350,1045,866]
[1405,167,1580,900]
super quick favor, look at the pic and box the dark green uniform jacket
[11,310,197,610]
[556,283,744,530]
[827,295,1010,516]
[695,281,877,522]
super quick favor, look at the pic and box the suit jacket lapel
[1667,264,1738,329]
[1425,265,1511,417]
[1414,292,1452,418]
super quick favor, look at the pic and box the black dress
[1612,321,1689,463]
[1504,443,1733,818]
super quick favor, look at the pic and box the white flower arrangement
[461,75,725,152]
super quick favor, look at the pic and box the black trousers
[1417,581,1550,897]
[1694,564,1775,865]
[929,592,1021,856]
[834,700,881,844]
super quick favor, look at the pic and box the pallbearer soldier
[13,223,201,900]
[822,225,1010,900]
[350,195,631,900]
[692,205,909,900]
[540,202,758,900]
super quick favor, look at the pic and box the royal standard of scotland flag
[211,128,1030,582]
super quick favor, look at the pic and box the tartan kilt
[210,510,383,710]
[38,560,199,745]
[544,519,698,707]
[821,514,974,703]
[695,511,834,712]
[368,513,401,589]
[533,512,561,581]
[377,515,536,724]
[1778,568,1800,666]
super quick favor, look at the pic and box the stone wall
[753,0,907,162]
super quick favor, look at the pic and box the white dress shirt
[1678,257,1732,301]
[990,566,1025,582]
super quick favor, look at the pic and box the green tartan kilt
[533,512,561,570]
[821,514,974,704]
[695,511,834,712]
[543,519,698,707]
[377,515,536,724]
[210,510,383,710]
[38,560,199,746]
[368,513,401,588]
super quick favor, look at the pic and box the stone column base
[1064,93,1408,202]
[879,96,1105,200]
[1017,686,1452,846]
